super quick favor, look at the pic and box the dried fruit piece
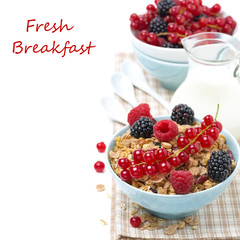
[96,184,105,192]
[164,224,178,235]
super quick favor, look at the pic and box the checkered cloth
[110,53,240,240]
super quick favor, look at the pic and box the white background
[0,0,238,239]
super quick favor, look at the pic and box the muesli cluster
[109,103,236,195]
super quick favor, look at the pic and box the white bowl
[130,11,238,63]
[130,29,188,63]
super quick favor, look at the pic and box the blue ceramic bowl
[106,116,240,219]
[132,45,189,91]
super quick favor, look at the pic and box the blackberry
[171,104,194,125]
[207,151,232,182]
[163,41,182,48]
[158,0,175,17]
[149,17,167,34]
[130,117,153,139]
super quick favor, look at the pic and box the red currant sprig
[118,105,221,182]
[170,105,221,158]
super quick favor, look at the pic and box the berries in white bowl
[130,0,237,49]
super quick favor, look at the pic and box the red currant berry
[194,6,203,16]
[164,15,174,23]
[215,18,226,28]
[94,161,105,172]
[156,148,168,161]
[183,11,193,20]
[146,32,158,46]
[167,32,179,44]
[175,14,186,25]
[146,4,156,12]
[177,136,190,148]
[222,24,231,34]
[195,127,202,134]
[177,25,185,34]
[120,169,132,181]
[192,22,200,31]
[130,216,141,228]
[132,149,144,163]
[199,17,207,27]
[196,0,202,5]
[96,142,106,153]
[130,22,140,30]
[148,148,157,156]
[206,127,219,141]
[144,151,155,164]
[180,0,188,7]
[168,156,181,167]
[187,3,197,13]
[210,3,221,14]
[203,115,214,126]
[130,13,139,23]
[157,160,172,173]
[138,17,148,30]
[178,151,190,163]
[130,165,144,179]
[211,121,223,132]
[118,158,131,169]
[185,30,193,36]
[203,6,210,15]
[226,18,236,29]
[140,163,147,175]
[201,121,207,130]
[188,0,197,4]
[147,11,156,21]
[188,142,200,154]
[199,135,214,148]
[207,17,215,25]
[136,30,149,42]
[158,37,166,46]
[167,22,177,32]
[185,127,197,139]
[169,6,181,16]
[145,163,158,177]
[130,160,138,166]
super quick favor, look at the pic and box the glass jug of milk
[171,32,240,141]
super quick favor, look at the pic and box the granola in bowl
[108,103,237,195]
[109,122,236,195]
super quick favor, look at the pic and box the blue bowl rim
[132,44,189,67]
[106,115,240,199]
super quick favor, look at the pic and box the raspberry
[170,170,194,194]
[127,103,153,126]
[153,119,178,141]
